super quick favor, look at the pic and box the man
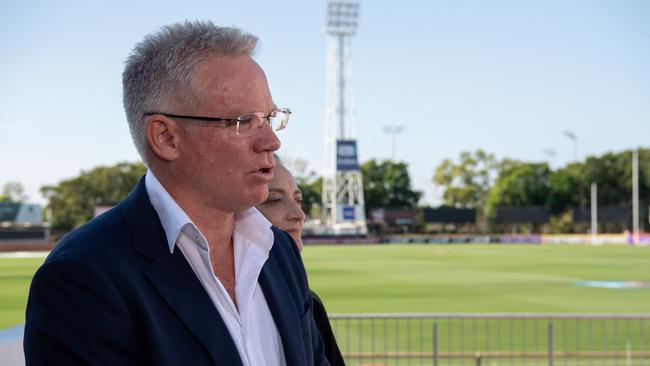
[24,21,329,366]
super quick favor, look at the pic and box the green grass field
[303,244,650,314]
[301,244,650,365]
[2,245,649,329]
[0,254,45,329]
[2,245,649,365]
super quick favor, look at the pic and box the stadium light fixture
[563,131,576,141]
[563,130,578,162]
[542,149,556,158]
[326,1,359,35]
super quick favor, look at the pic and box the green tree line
[40,162,146,232]
[17,147,649,234]
[434,149,650,230]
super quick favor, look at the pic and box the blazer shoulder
[270,226,302,260]
[47,203,131,264]
[268,226,311,293]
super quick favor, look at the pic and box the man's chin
[251,187,270,205]
[231,190,269,212]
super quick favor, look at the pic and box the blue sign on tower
[336,140,358,171]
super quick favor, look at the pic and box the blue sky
[2,0,649,205]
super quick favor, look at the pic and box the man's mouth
[252,167,274,181]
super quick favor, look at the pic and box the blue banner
[336,140,359,171]
[342,206,356,220]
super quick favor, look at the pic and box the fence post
[626,340,631,366]
[433,321,438,366]
[548,322,554,366]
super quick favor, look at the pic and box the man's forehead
[191,55,273,113]
[194,55,264,85]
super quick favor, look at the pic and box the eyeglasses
[143,108,291,136]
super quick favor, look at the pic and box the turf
[301,244,650,365]
[2,245,649,365]
[2,245,650,329]
[302,244,650,314]
[0,256,45,329]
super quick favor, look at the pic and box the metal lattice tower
[322,0,367,235]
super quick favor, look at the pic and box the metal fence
[328,314,650,366]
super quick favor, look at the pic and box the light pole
[384,125,405,161]
[563,131,578,162]
[322,0,367,235]
[564,130,586,227]
[326,0,359,140]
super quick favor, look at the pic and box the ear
[145,115,181,162]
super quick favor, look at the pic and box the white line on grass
[0,252,49,259]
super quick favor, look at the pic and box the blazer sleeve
[24,257,138,365]
[308,299,330,366]
[274,227,331,366]
[311,291,345,365]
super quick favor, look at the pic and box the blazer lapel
[145,251,242,366]
[259,251,307,366]
[121,177,242,366]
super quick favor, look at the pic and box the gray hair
[122,20,258,162]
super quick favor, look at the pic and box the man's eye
[236,115,255,124]
[264,198,281,204]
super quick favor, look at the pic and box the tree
[361,159,422,215]
[581,151,643,206]
[548,149,650,215]
[0,182,27,203]
[547,166,582,214]
[297,176,322,219]
[41,162,147,233]
[433,150,499,208]
[485,162,551,217]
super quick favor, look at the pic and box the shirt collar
[145,170,194,254]
[145,170,274,254]
[234,206,274,254]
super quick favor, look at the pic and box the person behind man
[256,156,345,365]
[24,21,328,366]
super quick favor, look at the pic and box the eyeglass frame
[143,107,291,136]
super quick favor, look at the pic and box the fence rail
[328,313,650,366]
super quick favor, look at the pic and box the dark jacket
[311,291,345,365]
[24,178,329,366]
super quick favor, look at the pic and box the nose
[252,123,281,153]
[287,199,305,223]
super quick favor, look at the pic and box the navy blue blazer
[24,178,329,366]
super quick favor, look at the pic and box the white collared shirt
[145,171,286,366]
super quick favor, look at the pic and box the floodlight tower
[322,0,367,235]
